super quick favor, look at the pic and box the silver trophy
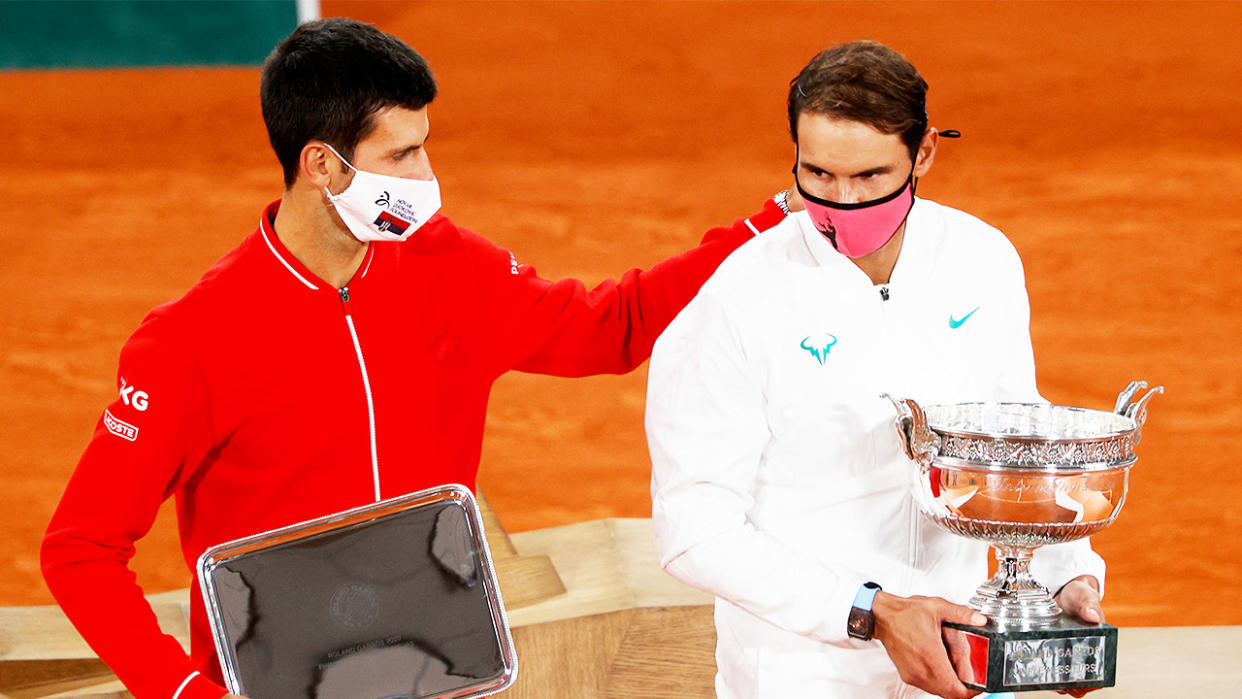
[884,381,1161,692]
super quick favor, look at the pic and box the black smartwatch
[846,581,883,641]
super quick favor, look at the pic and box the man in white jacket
[646,41,1106,699]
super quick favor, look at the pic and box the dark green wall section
[0,1,299,69]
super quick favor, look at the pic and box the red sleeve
[472,199,786,378]
[41,313,226,699]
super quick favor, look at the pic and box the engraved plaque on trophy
[884,381,1161,692]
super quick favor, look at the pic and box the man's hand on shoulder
[1054,576,1106,697]
[872,591,985,699]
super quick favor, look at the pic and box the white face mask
[322,143,441,243]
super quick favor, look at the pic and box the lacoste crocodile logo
[800,333,838,365]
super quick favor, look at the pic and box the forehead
[358,105,430,150]
[796,112,908,168]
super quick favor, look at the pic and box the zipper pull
[339,286,352,313]
[879,286,890,302]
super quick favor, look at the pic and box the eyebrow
[388,133,431,158]
[803,162,895,178]
[852,165,893,178]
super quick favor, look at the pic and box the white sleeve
[646,291,869,647]
[992,242,1107,596]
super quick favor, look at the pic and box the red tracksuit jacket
[42,199,785,699]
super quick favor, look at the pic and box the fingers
[1079,603,1103,623]
[940,598,989,628]
[942,626,976,686]
[933,600,985,698]
[911,639,976,699]
[1056,579,1105,624]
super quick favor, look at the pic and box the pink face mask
[795,170,916,258]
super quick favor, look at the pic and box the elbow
[652,520,690,580]
[652,524,679,573]
[653,526,708,591]
[40,526,82,586]
[40,527,73,591]
[41,526,132,591]
[658,548,697,587]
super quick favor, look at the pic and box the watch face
[847,607,875,640]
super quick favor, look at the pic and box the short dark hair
[787,41,928,159]
[260,18,438,187]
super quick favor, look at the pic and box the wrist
[1055,574,1101,597]
[869,590,899,643]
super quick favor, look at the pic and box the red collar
[257,199,378,293]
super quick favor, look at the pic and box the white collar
[793,199,928,289]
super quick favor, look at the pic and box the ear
[912,128,939,178]
[299,142,343,190]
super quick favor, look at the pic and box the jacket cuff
[743,199,788,236]
[172,671,231,699]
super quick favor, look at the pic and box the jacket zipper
[878,285,923,583]
[339,286,382,502]
[879,281,917,699]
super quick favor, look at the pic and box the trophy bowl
[881,382,1162,692]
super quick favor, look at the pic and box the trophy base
[944,616,1117,692]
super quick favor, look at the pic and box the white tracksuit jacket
[646,199,1106,699]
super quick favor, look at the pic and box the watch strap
[852,581,881,611]
[846,581,882,641]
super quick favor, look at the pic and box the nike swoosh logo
[949,306,981,329]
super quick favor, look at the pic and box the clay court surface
[2,1,1239,629]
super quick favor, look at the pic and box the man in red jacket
[41,18,785,699]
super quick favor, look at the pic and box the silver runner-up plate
[197,484,517,699]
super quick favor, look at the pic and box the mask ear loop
[320,143,359,202]
[910,129,961,192]
[321,142,358,173]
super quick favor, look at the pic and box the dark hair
[260,18,438,187]
[787,40,928,159]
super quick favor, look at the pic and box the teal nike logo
[801,333,838,365]
[949,306,980,329]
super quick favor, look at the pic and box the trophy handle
[1125,386,1164,430]
[1114,381,1163,444]
[1112,381,1148,415]
[881,394,941,467]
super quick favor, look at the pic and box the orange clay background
[2,2,1239,627]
